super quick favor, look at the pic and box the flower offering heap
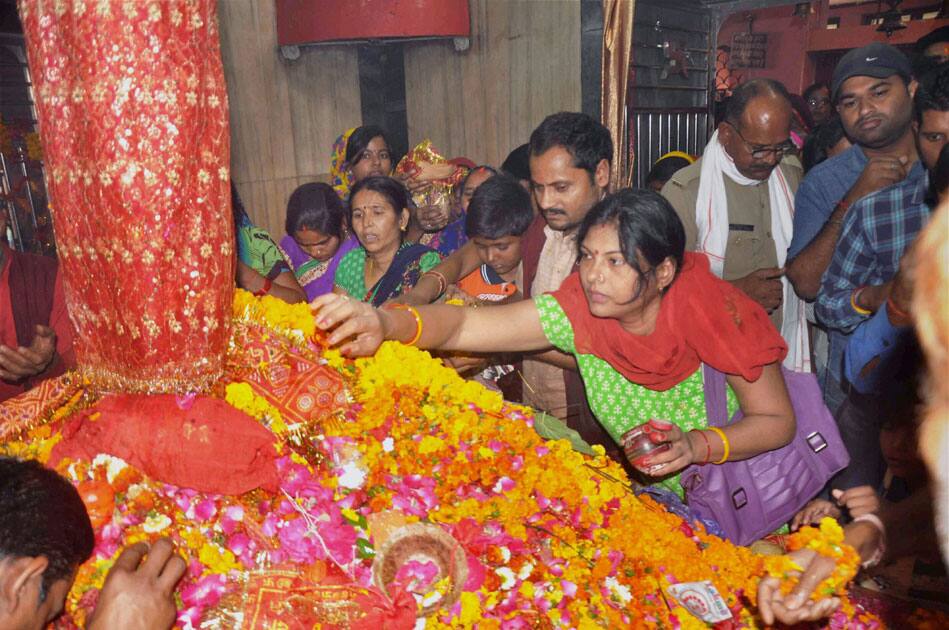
[3,2,928,628]
[1,291,882,629]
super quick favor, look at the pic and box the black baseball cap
[831,42,913,102]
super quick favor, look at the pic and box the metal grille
[630,108,709,188]
[0,33,51,255]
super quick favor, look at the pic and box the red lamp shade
[275,0,470,46]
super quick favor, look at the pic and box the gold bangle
[851,286,872,316]
[385,304,423,346]
[706,426,730,464]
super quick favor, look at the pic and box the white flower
[91,454,128,483]
[143,513,172,533]
[420,589,443,608]
[498,546,511,563]
[382,437,395,452]
[337,462,367,489]
[605,576,632,604]
[495,567,516,590]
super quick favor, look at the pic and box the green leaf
[532,411,596,455]
[356,537,375,559]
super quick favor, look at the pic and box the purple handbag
[680,365,850,546]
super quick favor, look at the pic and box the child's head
[879,413,927,484]
[464,174,533,277]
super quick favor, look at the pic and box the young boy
[456,173,533,303]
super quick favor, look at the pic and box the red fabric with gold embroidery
[239,340,346,429]
[18,0,233,393]
[0,373,79,441]
[227,320,347,429]
[239,568,415,630]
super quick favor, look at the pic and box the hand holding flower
[312,293,386,357]
[757,548,840,626]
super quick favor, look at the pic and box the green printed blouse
[334,244,441,306]
[534,294,739,497]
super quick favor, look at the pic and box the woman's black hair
[285,182,345,240]
[465,174,533,239]
[348,176,409,226]
[645,155,691,189]
[231,179,247,225]
[345,125,390,166]
[801,117,847,173]
[576,188,686,301]
[500,143,530,181]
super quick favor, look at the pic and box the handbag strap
[701,364,730,428]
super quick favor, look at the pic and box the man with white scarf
[662,79,810,372]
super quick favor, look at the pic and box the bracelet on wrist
[850,286,872,316]
[254,277,273,297]
[384,303,423,346]
[422,270,448,299]
[706,426,730,464]
[692,430,712,465]
[852,513,886,569]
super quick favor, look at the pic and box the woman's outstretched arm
[312,293,553,357]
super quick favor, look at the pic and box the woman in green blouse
[334,176,440,306]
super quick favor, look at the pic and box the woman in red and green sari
[334,177,440,306]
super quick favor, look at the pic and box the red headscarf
[550,252,786,391]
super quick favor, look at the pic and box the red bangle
[692,430,712,465]
[422,270,447,298]
[254,277,273,297]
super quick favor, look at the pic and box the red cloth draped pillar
[18,0,233,393]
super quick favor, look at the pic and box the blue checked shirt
[816,173,932,333]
